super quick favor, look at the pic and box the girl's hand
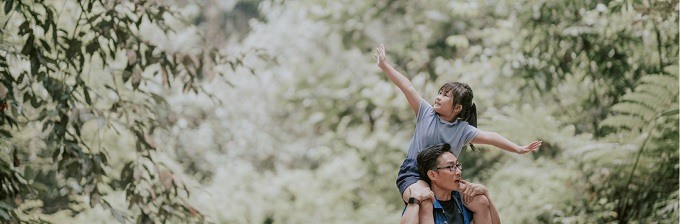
[515,140,542,154]
[408,180,435,202]
[459,180,488,204]
[374,43,387,66]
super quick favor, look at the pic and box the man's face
[431,152,462,191]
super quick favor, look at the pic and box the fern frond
[581,143,637,164]
[602,72,678,132]
[620,92,669,110]
[634,85,674,101]
[600,114,646,130]
[610,102,657,120]
[639,74,679,96]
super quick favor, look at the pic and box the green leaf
[45,9,54,33]
[21,34,34,55]
[30,55,39,75]
[30,95,40,108]
[0,201,13,210]
[0,129,11,137]
[123,65,133,82]
[661,109,679,117]
[0,207,9,220]
[24,166,34,180]
[83,86,92,105]
[52,145,63,161]
[40,39,51,52]
[120,161,134,183]
[86,41,98,54]
[4,0,13,14]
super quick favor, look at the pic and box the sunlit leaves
[0,0,250,223]
[514,0,679,136]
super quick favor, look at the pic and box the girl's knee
[467,195,490,212]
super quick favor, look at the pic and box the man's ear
[427,170,437,183]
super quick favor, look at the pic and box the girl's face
[433,90,459,116]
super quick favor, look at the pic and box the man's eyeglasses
[433,163,462,172]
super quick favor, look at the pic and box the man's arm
[400,203,420,224]
[470,131,541,154]
[375,43,421,114]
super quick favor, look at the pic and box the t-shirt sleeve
[416,98,430,123]
[462,124,480,145]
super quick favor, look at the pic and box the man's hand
[459,180,488,204]
[375,43,387,66]
[515,140,542,154]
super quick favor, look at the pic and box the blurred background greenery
[0,0,677,223]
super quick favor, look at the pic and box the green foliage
[0,0,248,223]
[601,72,679,133]
[513,0,679,136]
[251,0,679,223]
[590,67,678,223]
[0,0,673,223]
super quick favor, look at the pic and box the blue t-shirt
[397,99,479,195]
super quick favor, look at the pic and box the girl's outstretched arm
[375,43,421,114]
[471,131,542,154]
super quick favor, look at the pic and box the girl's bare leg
[464,195,493,224]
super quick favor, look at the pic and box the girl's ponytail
[465,103,478,151]
[466,103,477,128]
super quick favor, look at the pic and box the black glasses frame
[433,163,462,172]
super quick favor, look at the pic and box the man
[401,143,500,224]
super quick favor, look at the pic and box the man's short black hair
[417,143,452,185]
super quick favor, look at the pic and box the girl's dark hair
[417,143,452,185]
[439,82,478,151]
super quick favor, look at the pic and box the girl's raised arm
[375,43,421,114]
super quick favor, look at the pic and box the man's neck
[432,186,452,201]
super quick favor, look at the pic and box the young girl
[375,43,541,224]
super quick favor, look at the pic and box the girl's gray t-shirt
[397,98,479,195]
[406,98,479,158]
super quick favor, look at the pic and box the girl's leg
[487,195,500,224]
[464,195,492,224]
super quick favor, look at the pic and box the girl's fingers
[465,188,473,200]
